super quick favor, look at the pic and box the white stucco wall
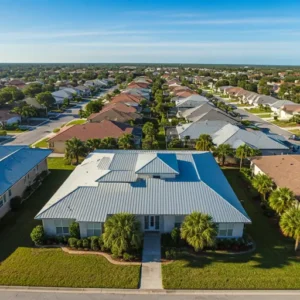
[217,223,244,238]
[163,216,175,233]
[42,219,75,236]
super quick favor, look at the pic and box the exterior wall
[163,216,175,232]
[0,158,48,219]
[79,221,103,238]
[251,163,264,176]
[279,110,293,120]
[260,149,291,156]
[49,141,66,153]
[6,116,21,125]
[42,219,75,236]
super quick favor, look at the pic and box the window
[218,223,234,237]
[87,223,101,236]
[175,216,184,228]
[0,196,3,208]
[54,220,70,235]
[8,189,12,197]
[3,194,6,203]
[153,175,160,179]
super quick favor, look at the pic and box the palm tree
[269,187,296,215]
[65,137,86,165]
[118,133,135,149]
[235,144,258,169]
[12,104,37,123]
[86,138,102,152]
[195,134,215,151]
[214,144,233,165]
[280,208,300,251]
[181,212,217,252]
[101,137,118,149]
[102,213,142,256]
[252,174,273,201]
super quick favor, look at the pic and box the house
[123,88,151,100]
[279,104,300,120]
[87,108,141,123]
[0,146,52,219]
[5,79,26,89]
[110,93,143,107]
[51,90,73,104]
[0,109,21,127]
[269,100,295,115]
[174,95,209,112]
[74,85,91,97]
[48,120,142,153]
[180,103,239,124]
[251,155,300,199]
[211,123,290,154]
[23,97,46,109]
[35,150,251,237]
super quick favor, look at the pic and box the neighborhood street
[1,290,300,300]
[6,87,117,146]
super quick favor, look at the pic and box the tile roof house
[87,108,141,123]
[35,150,251,238]
[279,104,300,120]
[110,93,143,106]
[251,155,300,199]
[48,120,142,153]
[0,146,52,218]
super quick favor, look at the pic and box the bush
[68,237,78,248]
[90,236,99,251]
[10,196,22,211]
[98,235,104,248]
[53,128,60,133]
[30,225,45,245]
[69,222,80,239]
[0,130,7,136]
[77,239,83,248]
[171,227,181,246]
[82,238,90,249]
[165,249,177,260]
[161,233,175,248]
[123,252,134,261]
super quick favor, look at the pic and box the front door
[144,215,160,231]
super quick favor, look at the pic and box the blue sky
[1,0,300,64]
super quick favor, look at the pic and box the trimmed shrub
[82,238,90,249]
[171,227,180,246]
[165,249,177,260]
[123,252,134,261]
[68,237,78,248]
[10,196,22,211]
[90,236,99,251]
[77,239,83,248]
[98,235,104,248]
[161,233,174,248]
[69,222,80,239]
[30,225,45,245]
[53,128,60,133]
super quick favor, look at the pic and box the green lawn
[33,138,49,148]
[258,113,272,118]
[0,248,140,288]
[289,129,300,136]
[271,120,300,128]
[66,119,87,126]
[246,108,271,114]
[0,157,140,288]
[162,168,300,289]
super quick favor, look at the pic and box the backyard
[0,158,140,288]
[162,168,300,289]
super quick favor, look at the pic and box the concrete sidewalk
[140,232,163,290]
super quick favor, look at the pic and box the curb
[1,286,300,295]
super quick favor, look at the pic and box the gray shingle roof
[35,150,251,224]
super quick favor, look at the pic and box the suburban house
[251,155,300,199]
[0,146,52,219]
[35,150,251,237]
[0,109,21,127]
[51,90,73,104]
[110,93,143,107]
[173,95,209,111]
[48,120,142,153]
[269,100,295,115]
[180,102,239,124]
[123,88,150,100]
[279,104,300,120]
[87,108,141,123]
[74,85,91,97]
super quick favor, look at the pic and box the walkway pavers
[140,232,163,290]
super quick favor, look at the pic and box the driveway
[6,86,117,146]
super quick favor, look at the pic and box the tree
[142,136,159,150]
[11,104,37,121]
[280,208,300,251]
[36,92,56,108]
[42,84,55,92]
[214,144,233,165]
[102,213,142,256]
[86,138,102,152]
[235,144,258,169]
[85,99,103,115]
[23,83,43,97]
[195,134,214,151]
[101,137,118,149]
[269,187,296,215]
[0,89,13,104]
[65,137,87,165]
[30,225,45,245]
[252,174,273,201]
[118,133,135,149]
[142,122,156,138]
[181,212,217,252]
[168,138,182,149]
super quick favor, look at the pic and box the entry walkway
[139,232,163,290]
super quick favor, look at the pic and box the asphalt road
[1,290,300,300]
[6,87,117,146]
